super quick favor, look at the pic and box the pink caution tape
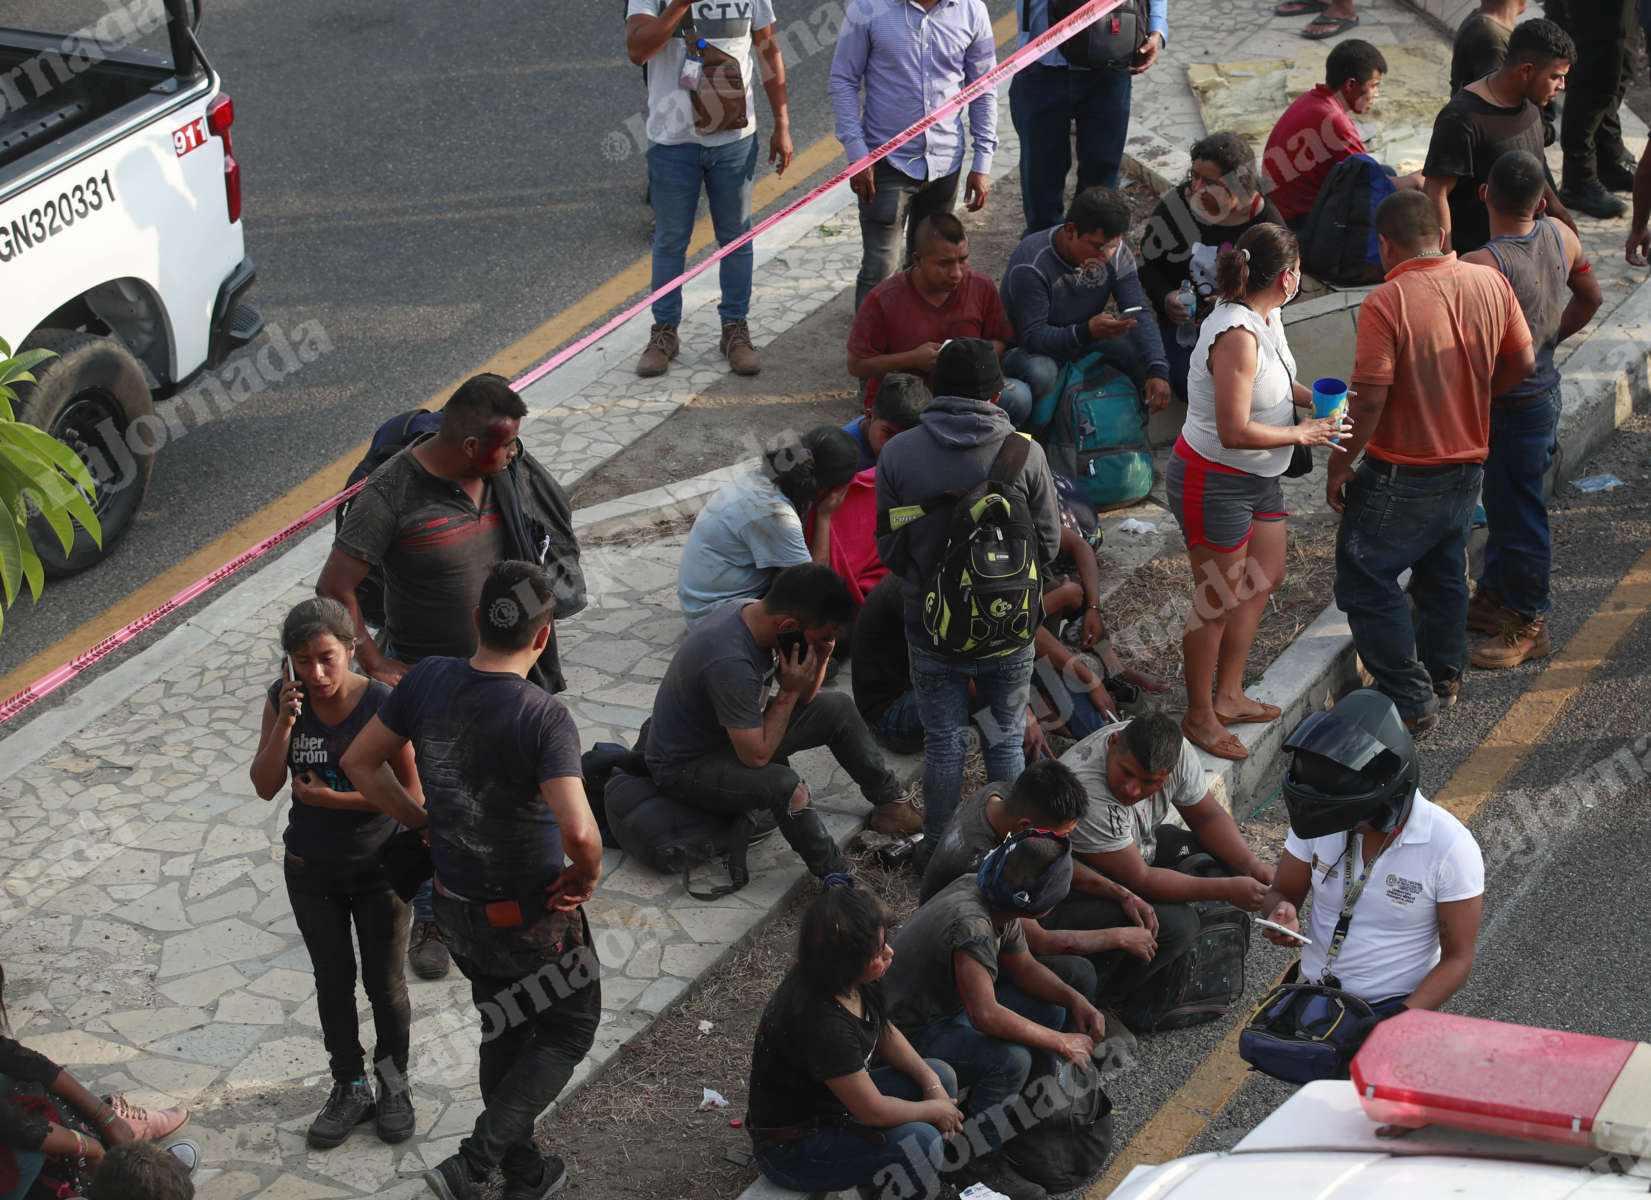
[0,0,1123,729]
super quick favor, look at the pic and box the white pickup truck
[0,0,259,572]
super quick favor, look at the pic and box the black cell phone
[777,628,807,663]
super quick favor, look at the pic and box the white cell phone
[1254,917,1311,944]
[284,655,303,709]
[1120,305,1144,315]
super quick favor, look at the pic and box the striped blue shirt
[829,0,999,182]
[1018,0,1170,70]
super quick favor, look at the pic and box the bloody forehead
[477,417,519,448]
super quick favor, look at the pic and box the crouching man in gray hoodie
[875,339,1062,863]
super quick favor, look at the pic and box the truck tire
[13,330,155,577]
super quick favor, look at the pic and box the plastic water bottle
[1175,280,1198,349]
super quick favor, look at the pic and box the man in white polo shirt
[1261,690,1484,1012]
[1049,711,1275,1008]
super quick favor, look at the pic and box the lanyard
[1320,799,1410,981]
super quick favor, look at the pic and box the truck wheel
[13,330,155,577]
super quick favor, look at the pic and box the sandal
[1301,14,1359,38]
[1181,718,1249,761]
[1213,702,1282,725]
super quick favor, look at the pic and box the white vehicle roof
[1110,1081,1648,1199]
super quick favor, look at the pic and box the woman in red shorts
[1167,224,1349,761]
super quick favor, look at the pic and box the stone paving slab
[3,4,1651,1198]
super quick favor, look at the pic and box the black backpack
[605,771,777,900]
[1115,854,1252,1032]
[1001,1059,1115,1193]
[1299,153,1398,285]
[1044,0,1151,67]
[884,434,1043,661]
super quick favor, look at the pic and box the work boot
[408,921,451,980]
[635,323,679,377]
[1471,617,1551,669]
[104,1094,189,1142]
[720,319,761,375]
[374,1072,415,1144]
[1431,666,1463,710]
[964,1152,1048,1200]
[1467,587,1517,634]
[1560,179,1626,219]
[1403,711,1439,738]
[1599,156,1638,192]
[868,800,923,836]
[502,1155,569,1200]
[307,1079,375,1150]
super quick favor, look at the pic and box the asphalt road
[1103,411,1651,1178]
[0,0,1015,678]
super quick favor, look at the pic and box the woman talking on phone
[249,598,424,1151]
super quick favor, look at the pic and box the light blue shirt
[678,471,811,623]
[1018,0,1169,70]
[829,0,1000,181]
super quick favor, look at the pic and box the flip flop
[1274,0,1329,13]
[1214,702,1282,725]
[1181,718,1249,761]
[1301,14,1359,38]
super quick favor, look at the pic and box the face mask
[1282,269,1300,305]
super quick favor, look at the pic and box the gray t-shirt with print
[1060,721,1207,863]
[627,0,777,148]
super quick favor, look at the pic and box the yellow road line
[0,15,1022,704]
[1088,541,1651,1196]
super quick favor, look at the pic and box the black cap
[932,338,1004,403]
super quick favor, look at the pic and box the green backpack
[882,434,1041,660]
[1046,353,1155,508]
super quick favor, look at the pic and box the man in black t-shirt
[1423,19,1576,254]
[344,562,601,1200]
[1450,2,1516,94]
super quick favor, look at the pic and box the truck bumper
[206,255,262,369]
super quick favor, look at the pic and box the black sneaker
[503,1155,568,1200]
[966,1152,1049,1200]
[1599,157,1638,192]
[1561,179,1627,219]
[307,1079,375,1149]
[374,1080,415,1144]
[423,1154,481,1200]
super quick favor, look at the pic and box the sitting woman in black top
[747,877,962,1200]
[249,598,424,1152]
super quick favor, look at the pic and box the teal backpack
[1044,353,1155,509]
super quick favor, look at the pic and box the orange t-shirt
[1351,253,1531,465]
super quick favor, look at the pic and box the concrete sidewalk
[2,3,1650,1199]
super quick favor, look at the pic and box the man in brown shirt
[1329,192,1533,735]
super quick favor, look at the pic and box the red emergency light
[1352,1009,1651,1154]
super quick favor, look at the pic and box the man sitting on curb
[999,187,1172,417]
[842,372,931,471]
[647,564,922,867]
[919,760,1159,1029]
[884,832,1106,1200]
[848,213,1032,427]
[1461,150,1600,669]
[1049,713,1274,1014]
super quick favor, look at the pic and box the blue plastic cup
[1312,377,1348,441]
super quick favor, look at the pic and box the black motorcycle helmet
[1282,690,1418,839]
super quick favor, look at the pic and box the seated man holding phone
[1000,186,1173,418]
[646,564,920,874]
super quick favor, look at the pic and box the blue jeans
[754,1061,959,1200]
[647,135,758,326]
[0,1152,43,1200]
[856,160,961,308]
[1334,459,1482,720]
[909,642,1035,843]
[412,878,435,924]
[873,689,925,756]
[1031,664,1111,741]
[1478,387,1561,619]
[1002,347,1064,429]
[1009,62,1133,235]
[997,377,1033,429]
[909,984,1068,1157]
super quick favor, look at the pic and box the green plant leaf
[0,444,99,550]
[0,347,55,386]
[4,421,98,496]
[0,500,27,606]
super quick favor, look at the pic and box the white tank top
[1182,302,1298,477]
